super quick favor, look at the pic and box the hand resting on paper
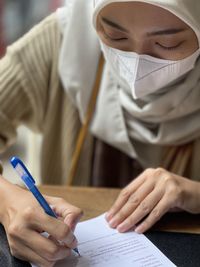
[106,168,200,234]
[0,177,83,267]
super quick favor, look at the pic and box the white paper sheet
[32,214,176,267]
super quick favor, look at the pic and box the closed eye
[156,41,184,50]
[103,33,128,42]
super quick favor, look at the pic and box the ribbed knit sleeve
[0,13,61,152]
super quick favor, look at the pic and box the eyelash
[156,42,182,51]
[103,33,127,42]
[103,32,183,50]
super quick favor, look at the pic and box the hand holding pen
[10,156,80,256]
[0,157,82,266]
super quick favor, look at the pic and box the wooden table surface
[39,185,200,234]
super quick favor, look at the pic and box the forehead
[99,2,190,30]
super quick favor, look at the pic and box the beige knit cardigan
[0,14,94,185]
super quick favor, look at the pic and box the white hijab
[57,0,200,162]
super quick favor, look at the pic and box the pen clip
[10,157,35,188]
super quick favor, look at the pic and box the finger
[47,197,83,229]
[21,230,71,262]
[23,208,77,248]
[116,187,163,232]
[63,213,82,232]
[9,240,55,267]
[108,177,155,228]
[134,195,174,233]
[106,173,146,221]
[39,216,77,248]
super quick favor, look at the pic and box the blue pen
[10,156,80,256]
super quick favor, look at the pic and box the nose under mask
[100,42,200,99]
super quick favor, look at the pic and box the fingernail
[109,218,118,228]
[135,225,143,234]
[117,223,128,233]
[105,212,113,222]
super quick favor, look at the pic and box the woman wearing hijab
[0,0,200,266]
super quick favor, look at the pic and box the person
[0,0,200,266]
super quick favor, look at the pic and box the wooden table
[39,185,200,234]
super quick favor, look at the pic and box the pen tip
[74,248,81,257]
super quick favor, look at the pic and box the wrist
[0,176,15,224]
[181,178,200,214]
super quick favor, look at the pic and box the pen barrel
[31,186,57,218]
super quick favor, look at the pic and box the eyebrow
[101,17,129,32]
[101,17,186,36]
[148,28,186,36]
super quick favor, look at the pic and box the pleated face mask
[93,0,200,99]
[100,42,200,99]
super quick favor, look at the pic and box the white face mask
[101,42,200,99]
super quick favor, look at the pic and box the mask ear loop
[66,54,104,186]
[130,56,139,99]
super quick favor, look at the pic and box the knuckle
[140,202,150,213]
[8,224,16,237]
[120,188,131,199]
[151,209,160,220]
[154,167,166,177]
[23,206,36,221]
[144,168,155,175]
[163,174,174,183]
[129,195,140,206]
[8,224,21,238]
[111,204,119,212]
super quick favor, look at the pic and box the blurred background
[0,0,64,184]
